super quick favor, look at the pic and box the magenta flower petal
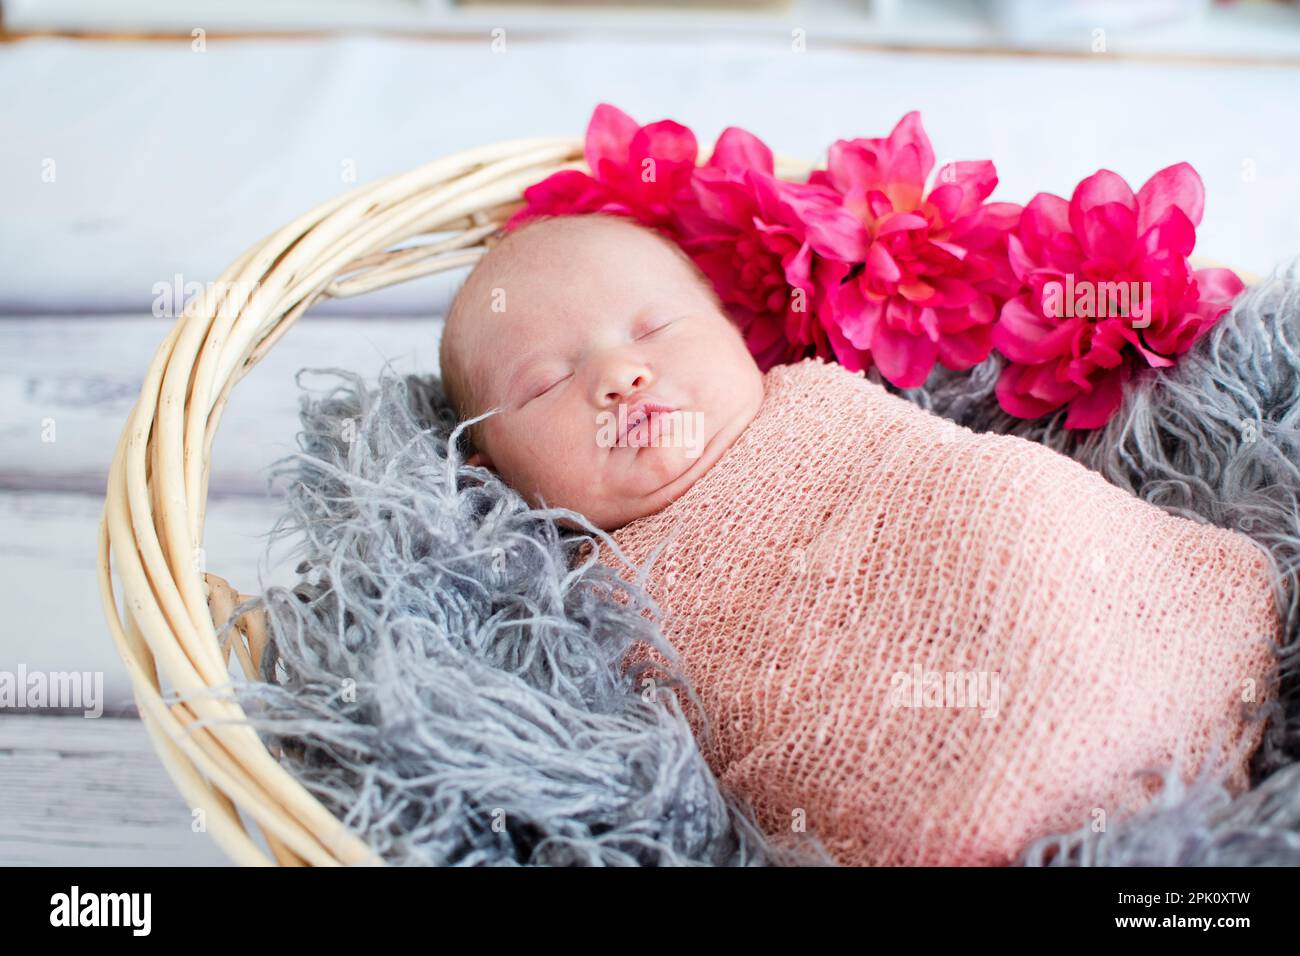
[584,103,641,176]
[1192,267,1245,304]
[935,322,993,370]
[938,294,995,335]
[876,211,930,237]
[629,120,698,168]
[866,242,903,284]
[1068,169,1137,242]
[992,297,1076,364]
[822,315,872,372]
[887,111,936,185]
[752,175,869,261]
[507,170,613,229]
[932,160,998,220]
[831,281,884,350]
[1019,361,1079,405]
[512,103,709,236]
[872,319,939,388]
[951,201,1022,250]
[817,112,936,214]
[1005,234,1038,283]
[1018,193,1073,264]
[1114,324,1176,369]
[707,126,775,176]
[928,276,979,309]
[1063,365,1131,429]
[1140,204,1198,260]
[816,140,873,195]
[689,170,754,228]
[996,363,1069,419]
[1077,202,1138,264]
[1136,162,1205,232]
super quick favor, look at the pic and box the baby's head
[439,212,763,530]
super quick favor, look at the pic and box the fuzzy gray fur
[219,260,1300,867]
[224,363,836,866]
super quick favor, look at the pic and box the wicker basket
[97,131,1254,865]
[96,135,817,866]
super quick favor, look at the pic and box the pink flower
[676,128,869,370]
[505,103,699,235]
[991,163,1244,429]
[811,112,1022,387]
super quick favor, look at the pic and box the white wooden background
[5,25,1299,867]
[0,312,440,865]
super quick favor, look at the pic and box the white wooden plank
[7,1,1300,58]
[0,714,237,865]
[1,490,297,712]
[0,314,441,495]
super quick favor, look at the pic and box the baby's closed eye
[634,316,679,339]
[524,371,572,404]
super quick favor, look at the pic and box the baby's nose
[596,358,654,406]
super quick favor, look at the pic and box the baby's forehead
[448,214,715,384]
[459,220,669,325]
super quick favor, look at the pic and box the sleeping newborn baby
[439,212,1282,866]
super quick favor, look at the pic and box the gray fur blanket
[226,260,1300,866]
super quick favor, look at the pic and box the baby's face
[449,217,764,530]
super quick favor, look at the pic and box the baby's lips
[629,409,679,448]
[620,400,677,443]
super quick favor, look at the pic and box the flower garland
[505,103,1244,430]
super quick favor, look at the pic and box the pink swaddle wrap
[599,357,1281,866]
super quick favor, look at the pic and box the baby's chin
[623,445,693,490]
[596,442,717,526]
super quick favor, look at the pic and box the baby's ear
[466,449,493,470]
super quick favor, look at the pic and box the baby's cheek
[528,425,601,504]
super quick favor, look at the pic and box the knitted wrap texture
[601,356,1281,866]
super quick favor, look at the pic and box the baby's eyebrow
[496,350,555,407]
[506,350,547,385]
[627,303,661,333]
